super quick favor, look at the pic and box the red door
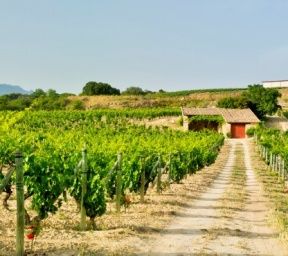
[231,123,246,138]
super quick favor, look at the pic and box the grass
[251,140,288,241]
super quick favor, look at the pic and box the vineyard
[254,126,288,177]
[0,109,224,254]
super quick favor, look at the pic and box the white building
[263,80,288,88]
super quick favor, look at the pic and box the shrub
[246,127,256,137]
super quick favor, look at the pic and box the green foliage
[122,86,146,95]
[246,126,256,137]
[0,110,224,223]
[0,89,74,111]
[68,100,85,110]
[283,111,288,119]
[216,96,247,109]
[189,115,225,124]
[82,81,120,96]
[243,84,281,119]
[31,89,46,98]
[70,171,106,219]
[216,84,281,120]
[31,95,70,110]
[0,94,32,111]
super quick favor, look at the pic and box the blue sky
[0,1,287,94]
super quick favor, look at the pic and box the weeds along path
[140,139,288,256]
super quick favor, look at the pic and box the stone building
[181,107,260,138]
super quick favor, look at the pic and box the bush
[246,127,256,137]
[217,96,247,109]
[82,81,120,96]
[68,100,85,110]
[122,87,146,95]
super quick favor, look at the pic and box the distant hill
[0,84,31,95]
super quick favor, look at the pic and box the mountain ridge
[0,84,31,95]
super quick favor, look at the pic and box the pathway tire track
[139,139,288,256]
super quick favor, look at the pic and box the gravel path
[139,139,288,256]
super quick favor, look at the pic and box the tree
[47,89,58,98]
[122,86,146,95]
[243,84,281,119]
[82,81,120,96]
[31,89,46,98]
[216,84,281,120]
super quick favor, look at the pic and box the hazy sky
[0,1,287,94]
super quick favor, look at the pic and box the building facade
[182,107,260,138]
[263,80,288,88]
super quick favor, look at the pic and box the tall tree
[82,82,120,96]
[122,86,146,95]
[243,84,281,119]
[217,84,281,120]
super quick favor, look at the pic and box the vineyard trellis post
[281,158,285,181]
[15,151,24,256]
[140,157,145,203]
[80,147,88,231]
[277,155,280,176]
[157,155,162,194]
[116,152,122,213]
[282,159,286,181]
[168,153,172,189]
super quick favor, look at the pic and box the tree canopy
[244,84,281,119]
[216,84,281,119]
[122,86,146,95]
[82,81,120,96]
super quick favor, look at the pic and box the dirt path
[139,139,288,256]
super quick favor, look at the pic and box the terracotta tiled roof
[181,107,260,123]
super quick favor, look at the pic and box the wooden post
[157,156,162,194]
[270,152,273,169]
[275,155,279,174]
[281,158,285,180]
[168,154,172,189]
[15,151,24,256]
[116,153,122,213]
[265,148,269,163]
[276,156,280,179]
[279,156,282,178]
[283,159,286,182]
[80,147,87,231]
[140,157,145,203]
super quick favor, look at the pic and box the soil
[1,139,287,255]
[138,139,288,255]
